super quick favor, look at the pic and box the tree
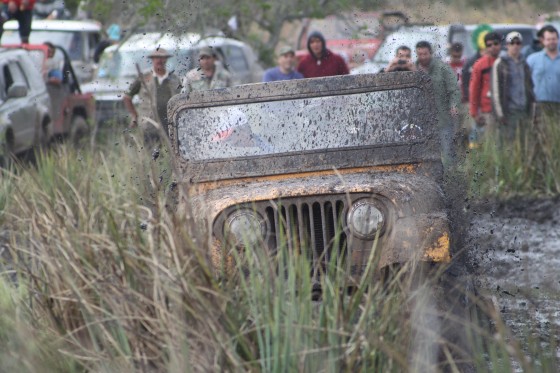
[81,0,382,65]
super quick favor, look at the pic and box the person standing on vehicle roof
[181,46,232,94]
[469,32,502,136]
[297,31,349,78]
[263,46,304,82]
[415,40,462,166]
[123,48,181,144]
[0,0,35,44]
[491,32,534,143]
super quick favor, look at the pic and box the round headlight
[224,209,266,247]
[347,199,385,239]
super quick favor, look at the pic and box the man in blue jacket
[263,46,304,82]
[527,25,560,120]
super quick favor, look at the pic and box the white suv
[1,19,102,83]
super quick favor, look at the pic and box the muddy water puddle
[467,198,560,365]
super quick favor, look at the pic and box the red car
[3,44,95,144]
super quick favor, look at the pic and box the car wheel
[32,118,52,163]
[70,116,90,149]
[39,119,52,148]
[0,135,14,170]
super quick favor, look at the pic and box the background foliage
[73,0,557,66]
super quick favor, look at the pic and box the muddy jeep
[168,72,454,277]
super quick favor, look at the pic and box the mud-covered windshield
[176,87,433,161]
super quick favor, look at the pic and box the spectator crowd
[121,23,559,152]
[373,24,559,152]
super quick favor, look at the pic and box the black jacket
[461,52,481,103]
[490,55,534,121]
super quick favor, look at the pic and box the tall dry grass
[465,112,560,198]
[0,132,557,371]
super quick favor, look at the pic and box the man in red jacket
[0,0,35,44]
[469,32,502,134]
[297,31,349,78]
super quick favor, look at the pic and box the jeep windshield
[176,87,433,162]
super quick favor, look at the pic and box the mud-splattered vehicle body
[168,72,452,277]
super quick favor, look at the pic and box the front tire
[70,116,90,149]
[0,135,14,170]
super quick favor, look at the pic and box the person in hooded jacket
[297,31,349,78]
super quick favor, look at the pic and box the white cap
[505,31,523,43]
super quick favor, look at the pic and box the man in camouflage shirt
[181,46,232,94]
[123,48,181,143]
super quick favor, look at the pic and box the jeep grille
[262,196,349,272]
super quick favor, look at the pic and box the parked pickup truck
[4,44,95,146]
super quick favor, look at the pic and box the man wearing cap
[263,46,303,82]
[469,32,502,134]
[181,46,232,94]
[123,48,181,142]
[491,31,534,142]
[297,31,349,78]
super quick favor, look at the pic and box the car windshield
[97,50,149,79]
[176,87,432,161]
[96,49,196,79]
[308,14,380,40]
[1,30,83,60]
[372,29,448,64]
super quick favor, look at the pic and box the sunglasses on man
[508,40,522,45]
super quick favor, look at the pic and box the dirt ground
[466,197,560,364]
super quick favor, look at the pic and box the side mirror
[7,84,27,99]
